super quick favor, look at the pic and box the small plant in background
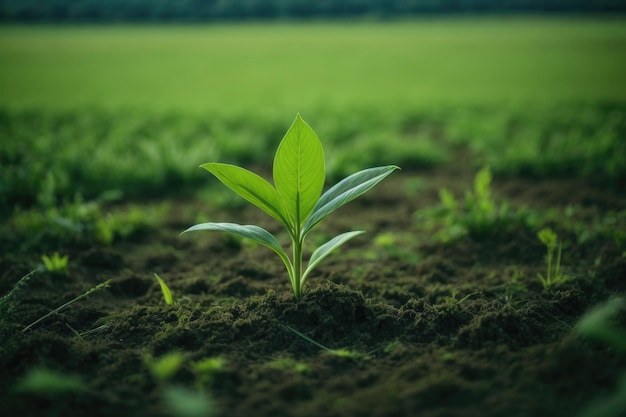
[191,357,226,390]
[575,296,626,354]
[41,252,69,275]
[144,352,216,417]
[536,227,571,289]
[14,367,85,395]
[415,166,537,242]
[369,232,421,265]
[10,196,166,249]
[266,357,311,374]
[575,297,626,417]
[145,351,187,383]
[183,114,398,299]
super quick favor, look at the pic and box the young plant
[415,167,536,242]
[183,114,398,299]
[575,296,626,354]
[154,273,175,305]
[536,227,571,289]
[41,252,69,275]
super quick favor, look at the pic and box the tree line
[1,0,624,22]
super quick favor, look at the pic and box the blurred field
[1,17,625,114]
[1,17,625,211]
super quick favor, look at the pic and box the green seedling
[266,357,311,374]
[154,273,175,305]
[575,297,626,417]
[183,114,398,299]
[162,385,215,417]
[41,252,69,275]
[145,351,186,382]
[14,368,85,395]
[416,166,536,242]
[21,280,111,332]
[144,353,216,417]
[575,296,626,354]
[191,357,226,389]
[536,228,571,289]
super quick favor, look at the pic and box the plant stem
[293,236,303,299]
[546,245,554,287]
[555,242,563,280]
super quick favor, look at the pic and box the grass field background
[1,17,625,211]
[1,17,625,114]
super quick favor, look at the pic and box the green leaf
[301,230,364,285]
[537,227,557,250]
[273,114,325,229]
[15,368,85,394]
[200,163,291,230]
[303,165,399,236]
[182,222,294,280]
[154,273,174,305]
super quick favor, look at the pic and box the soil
[1,165,625,417]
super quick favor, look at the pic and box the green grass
[0,17,625,114]
[1,18,625,213]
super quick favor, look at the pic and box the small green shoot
[575,296,626,354]
[266,358,311,374]
[536,228,571,289]
[286,325,362,359]
[191,357,226,389]
[41,252,69,275]
[162,385,215,417]
[154,273,175,305]
[442,288,480,306]
[21,280,111,332]
[183,114,398,299]
[416,166,536,242]
[145,351,186,383]
[14,368,85,394]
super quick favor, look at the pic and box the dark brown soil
[1,167,625,417]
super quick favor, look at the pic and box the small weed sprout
[191,357,226,389]
[183,114,398,299]
[14,368,85,395]
[41,252,69,275]
[575,296,626,354]
[416,167,536,242]
[162,385,215,417]
[266,358,311,374]
[536,228,571,289]
[154,273,175,305]
[145,351,186,383]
